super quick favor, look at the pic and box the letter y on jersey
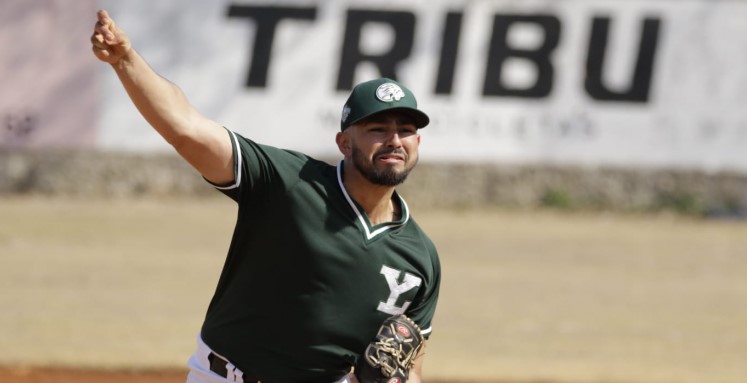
[377,265,422,315]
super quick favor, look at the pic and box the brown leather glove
[355,314,424,383]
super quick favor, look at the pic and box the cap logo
[376,83,406,102]
[341,105,351,123]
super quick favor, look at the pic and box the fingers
[94,20,115,43]
[90,35,108,51]
[97,9,110,23]
[90,25,107,56]
[97,9,115,34]
[91,20,114,61]
[94,10,119,43]
[91,36,112,61]
[91,9,131,63]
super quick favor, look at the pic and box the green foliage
[656,193,704,216]
[540,188,573,209]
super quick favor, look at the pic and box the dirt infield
[2,197,747,383]
[0,367,188,383]
[0,367,487,383]
[0,367,499,383]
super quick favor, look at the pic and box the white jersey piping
[336,161,409,241]
[213,129,243,190]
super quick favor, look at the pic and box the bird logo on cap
[376,83,405,102]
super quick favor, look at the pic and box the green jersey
[200,130,441,382]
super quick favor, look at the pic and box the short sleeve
[405,245,441,339]
[204,129,306,205]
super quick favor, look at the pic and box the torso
[200,133,440,383]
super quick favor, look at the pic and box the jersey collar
[336,160,410,241]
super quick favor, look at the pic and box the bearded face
[338,111,421,187]
[350,140,418,187]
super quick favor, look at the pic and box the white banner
[95,0,747,172]
[0,0,98,148]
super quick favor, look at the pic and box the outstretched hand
[90,10,131,65]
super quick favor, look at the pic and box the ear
[336,131,352,157]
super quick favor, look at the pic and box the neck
[342,160,399,226]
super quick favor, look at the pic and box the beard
[351,145,418,187]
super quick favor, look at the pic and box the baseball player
[91,10,440,383]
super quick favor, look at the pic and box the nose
[386,130,403,147]
[382,122,404,147]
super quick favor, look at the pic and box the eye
[399,126,417,135]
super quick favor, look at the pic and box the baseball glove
[355,314,425,383]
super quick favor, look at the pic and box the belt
[208,352,259,383]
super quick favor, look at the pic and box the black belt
[208,352,259,382]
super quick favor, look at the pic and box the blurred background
[1,1,746,383]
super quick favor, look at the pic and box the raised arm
[91,10,234,185]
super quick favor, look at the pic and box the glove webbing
[368,324,423,376]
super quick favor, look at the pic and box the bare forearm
[408,340,426,383]
[111,49,197,146]
[92,10,233,183]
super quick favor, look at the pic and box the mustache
[374,148,407,160]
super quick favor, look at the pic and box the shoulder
[404,217,438,254]
[223,131,336,201]
[233,132,303,160]
[232,131,332,172]
[398,216,441,276]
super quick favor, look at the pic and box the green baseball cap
[340,78,430,131]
